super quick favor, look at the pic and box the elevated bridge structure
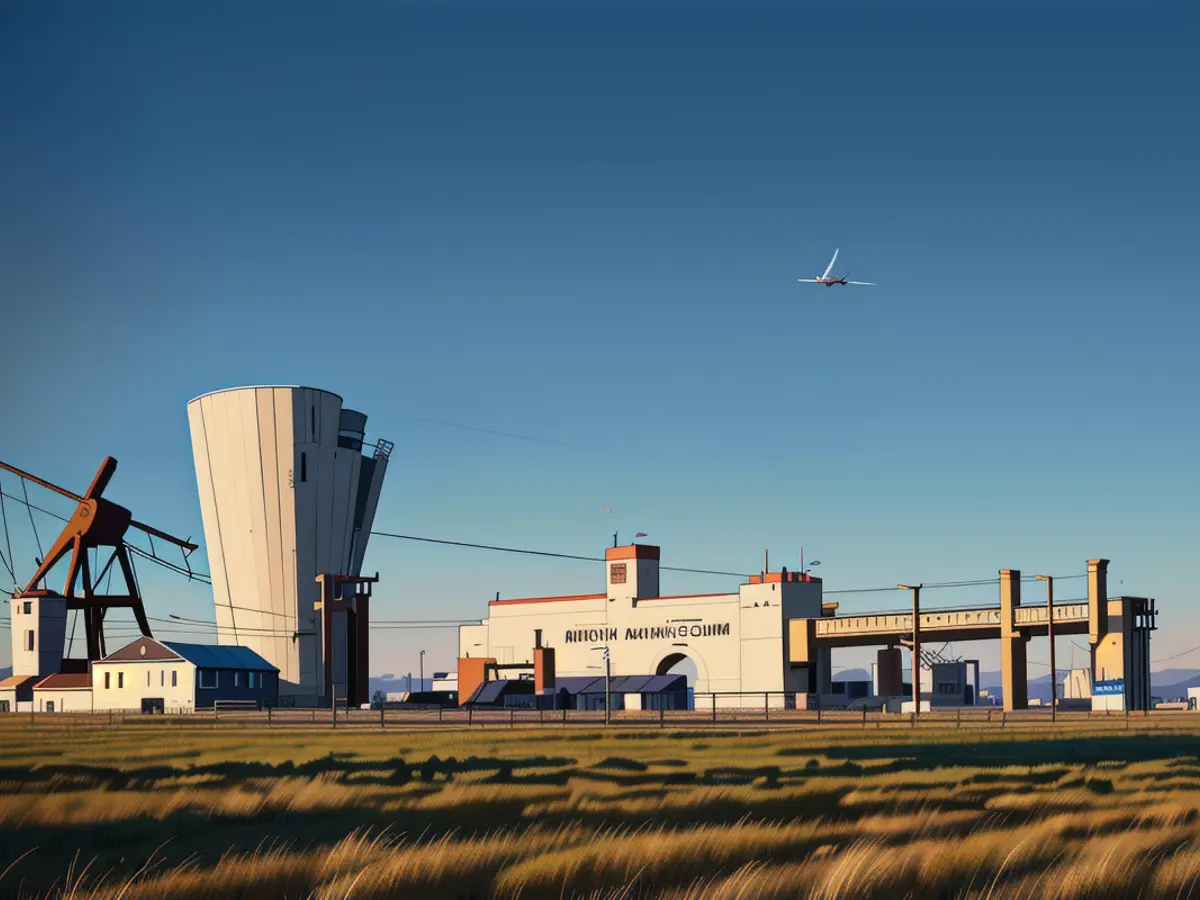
[789,560,1157,712]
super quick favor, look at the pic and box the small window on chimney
[610,563,627,585]
[300,452,307,482]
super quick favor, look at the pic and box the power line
[370,531,750,578]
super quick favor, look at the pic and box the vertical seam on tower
[201,399,237,644]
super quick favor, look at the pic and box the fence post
[712,693,717,725]
[562,706,567,726]
[267,706,272,727]
[987,708,992,723]
[468,706,473,726]
[510,709,515,729]
[380,705,385,729]
[660,705,665,729]
[862,707,867,728]
[956,708,961,729]
[1002,712,1007,729]
[765,692,769,722]
[816,694,822,726]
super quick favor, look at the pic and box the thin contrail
[408,416,572,447]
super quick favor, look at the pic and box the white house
[92,637,279,713]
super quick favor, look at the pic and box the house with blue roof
[91,636,279,713]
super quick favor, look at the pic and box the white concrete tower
[187,387,391,701]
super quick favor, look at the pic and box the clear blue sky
[1,1,1196,677]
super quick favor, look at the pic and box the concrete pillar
[1000,569,1028,711]
[817,646,833,694]
[877,647,903,696]
[534,647,556,694]
[1088,559,1110,678]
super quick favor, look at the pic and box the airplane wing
[821,249,839,280]
[846,281,874,286]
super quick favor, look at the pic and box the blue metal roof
[553,674,686,695]
[162,642,278,672]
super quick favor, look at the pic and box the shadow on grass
[810,734,1200,768]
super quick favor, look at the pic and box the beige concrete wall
[92,660,196,711]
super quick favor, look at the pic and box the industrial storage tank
[187,386,391,702]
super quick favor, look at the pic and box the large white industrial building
[459,544,831,707]
[187,386,391,705]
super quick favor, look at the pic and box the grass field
[5,719,1200,898]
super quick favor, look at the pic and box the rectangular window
[0,701,9,713]
[609,563,627,585]
[300,452,307,482]
[161,670,164,687]
[234,671,241,688]
[118,672,124,689]
[199,670,217,689]
[250,672,258,689]
[22,601,31,615]
[104,672,111,690]
[171,670,177,688]
[147,670,151,687]
[25,630,35,651]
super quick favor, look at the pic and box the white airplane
[797,248,874,287]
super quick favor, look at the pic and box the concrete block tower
[187,386,391,703]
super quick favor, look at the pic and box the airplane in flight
[797,248,874,287]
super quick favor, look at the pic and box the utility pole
[419,649,425,689]
[1036,574,1055,722]
[592,645,611,724]
[898,584,922,720]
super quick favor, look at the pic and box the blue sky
[1,1,1196,676]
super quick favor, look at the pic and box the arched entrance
[655,650,709,710]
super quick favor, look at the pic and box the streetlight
[1036,574,1056,722]
[419,649,425,689]
[897,584,923,719]
[591,645,611,724]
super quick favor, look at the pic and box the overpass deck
[805,602,1090,648]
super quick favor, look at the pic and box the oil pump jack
[0,456,198,672]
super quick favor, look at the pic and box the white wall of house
[34,690,94,712]
[92,660,197,711]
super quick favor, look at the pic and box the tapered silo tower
[187,387,391,704]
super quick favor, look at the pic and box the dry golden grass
[4,720,1200,897]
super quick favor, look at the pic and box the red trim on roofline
[489,593,607,607]
[637,593,737,601]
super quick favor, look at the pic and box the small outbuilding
[33,673,94,712]
[0,674,38,713]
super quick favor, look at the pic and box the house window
[161,670,164,687]
[0,701,9,713]
[199,670,217,689]
[300,452,307,482]
[249,672,258,689]
[104,672,111,690]
[147,670,151,687]
[171,670,177,688]
[22,601,31,614]
[25,631,34,651]
[311,405,316,440]
[118,672,124,689]
[234,672,241,688]
[610,563,627,585]
[45,701,54,713]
